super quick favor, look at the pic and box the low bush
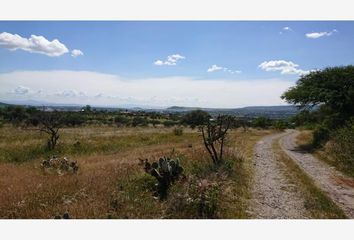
[173,127,183,136]
[273,120,288,130]
[329,123,354,173]
[312,125,330,147]
[163,120,179,127]
[166,176,219,219]
[131,116,148,127]
[149,119,161,127]
[114,115,130,126]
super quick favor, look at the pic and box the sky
[0,21,353,108]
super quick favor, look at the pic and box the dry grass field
[0,125,272,219]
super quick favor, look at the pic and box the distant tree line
[0,104,294,130]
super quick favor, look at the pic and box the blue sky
[0,21,353,107]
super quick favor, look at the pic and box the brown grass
[0,125,272,219]
[295,130,314,152]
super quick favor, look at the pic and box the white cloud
[166,54,185,64]
[207,64,241,74]
[55,90,88,98]
[71,49,84,57]
[55,90,78,97]
[153,60,164,66]
[78,91,87,97]
[94,93,103,98]
[305,29,338,39]
[0,32,69,57]
[12,85,30,95]
[279,26,293,34]
[207,64,223,72]
[154,54,185,66]
[259,60,309,75]
[0,70,294,108]
[225,69,242,74]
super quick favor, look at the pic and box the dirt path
[279,129,354,218]
[249,132,308,218]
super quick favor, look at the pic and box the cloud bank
[0,70,294,108]
[12,85,30,95]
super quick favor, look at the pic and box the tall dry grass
[0,125,271,218]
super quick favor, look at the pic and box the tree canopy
[182,110,210,128]
[281,65,354,127]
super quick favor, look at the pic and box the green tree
[114,115,130,126]
[281,66,354,128]
[252,117,271,129]
[2,105,29,126]
[131,116,148,127]
[182,110,210,129]
[83,105,92,112]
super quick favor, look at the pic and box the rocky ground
[250,131,308,218]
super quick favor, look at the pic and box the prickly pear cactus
[41,156,79,174]
[140,156,184,200]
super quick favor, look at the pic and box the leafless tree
[200,115,232,165]
[33,112,64,150]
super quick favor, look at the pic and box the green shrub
[273,120,288,130]
[252,117,272,129]
[114,115,130,126]
[132,116,148,127]
[312,125,330,147]
[330,123,354,171]
[134,174,158,193]
[149,119,161,127]
[163,120,179,127]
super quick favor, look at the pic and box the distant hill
[0,102,11,108]
[165,105,300,119]
[0,99,300,119]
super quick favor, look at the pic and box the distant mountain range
[166,105,298,112]
[0,99,300,119]
[0,99,165,110]
[165,105,300,118]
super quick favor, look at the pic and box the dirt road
[279,129,354,218]
[249,132,308,218]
